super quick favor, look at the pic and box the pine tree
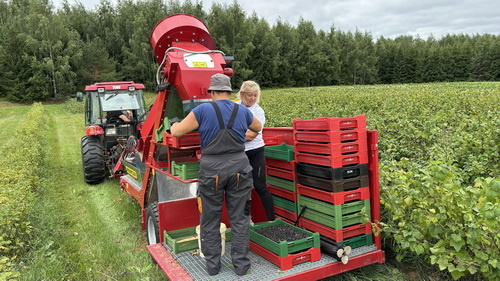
[245,14,281,87]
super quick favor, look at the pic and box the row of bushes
[262,82,499,279]
[0,103,47,280]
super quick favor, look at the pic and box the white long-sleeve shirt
[245,103,265,151]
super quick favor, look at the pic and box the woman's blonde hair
[238,80,261,105]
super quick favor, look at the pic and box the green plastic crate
[165,226,232,254]
[250,218,320,257]
[301,207,369,230]
[264,143,294,161]
[164,227,198,254]
[298,195,370,218]
[171,161,199,180]
[267,175,296,192]
[272,195,298,213]
[340,234,373,249]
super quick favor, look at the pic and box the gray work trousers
[198,152,253,276]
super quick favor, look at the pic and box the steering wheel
[107,116,122,123]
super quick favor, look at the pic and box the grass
[16,104,165,280]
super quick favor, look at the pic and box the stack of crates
[264,143,298,224]
[292,115,373,249]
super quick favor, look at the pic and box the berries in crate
[249,218,321,270]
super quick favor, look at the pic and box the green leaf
[468,266,478,274]
[450,270,465,280]
[438,258,449,271]
[450,234,462,242]
[449,237,464,252]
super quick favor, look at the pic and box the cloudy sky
[57,0,499,39]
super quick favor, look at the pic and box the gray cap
[208,73,232,92]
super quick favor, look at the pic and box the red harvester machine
[81,14,385,280]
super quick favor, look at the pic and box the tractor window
[100,91,142,111]
[85,92,105,125]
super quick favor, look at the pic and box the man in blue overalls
[171,73,262,276]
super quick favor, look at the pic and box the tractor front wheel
[146,202,160,245]
[81,135,106,184]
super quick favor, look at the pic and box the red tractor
[79,81,147,184]
[80,14,385,280]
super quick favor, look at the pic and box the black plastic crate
[297,163,368,180]
[297,173,369,192]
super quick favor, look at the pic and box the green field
[1,82,498,280]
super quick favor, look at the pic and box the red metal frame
[367,130,382,249]
[147,244,194,281]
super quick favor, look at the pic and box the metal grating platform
[163,241,378,280]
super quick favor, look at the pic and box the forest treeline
[0,0,499,103]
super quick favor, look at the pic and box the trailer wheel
[81,135,105,184]
[146,202,160,245]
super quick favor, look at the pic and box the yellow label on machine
[193,62,208,68]
[125,166,138,179]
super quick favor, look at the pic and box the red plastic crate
[294,129,367,144]
[268,185,297,202]
[262,127,294,146]
[296,174,369,193]
[267,166,296,182]
[295,151,368,168]
[299,218,372,242]
[297,185,370,205]
[294,140,368,156]
[293,115,366,131]
[263,135,285,146]
[274,206,298,222]
[266,158,296,172]
[164,132,200,148]
[250,241,321,271]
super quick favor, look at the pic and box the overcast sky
[56,0,500,39]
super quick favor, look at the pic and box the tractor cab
[84,82,147,126]
[80,81,147,184]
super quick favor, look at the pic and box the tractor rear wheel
[146,202,160,245]
[81,135,106,184]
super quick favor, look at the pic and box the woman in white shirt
[238,81,275,221]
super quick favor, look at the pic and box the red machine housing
[150,14,229,101]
